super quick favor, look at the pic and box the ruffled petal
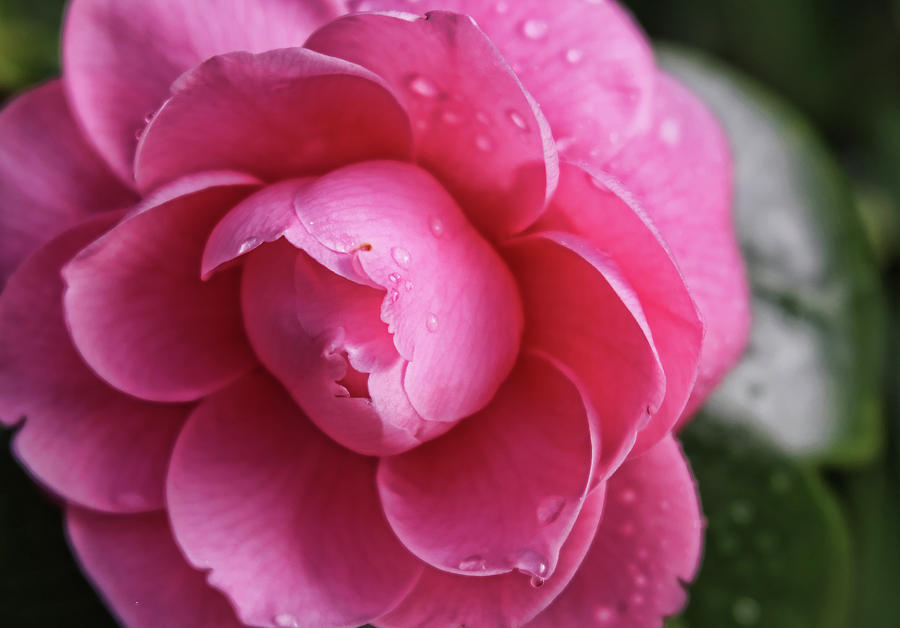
[292,161,523,422]
[0,81,134,288]
[63,0,344,181]
[166,371,423,628]
[503,234,665,477]
[534,162,703,455]
[305,10,558,237]
[344,0,655,164]
[604,74,750,415]
[134,47,413,193]
[0,214,188,513]
[378,485,607,628]
[527,436,702,628]
[62,172,260,403]
[67,508,243,628]
[378,353,597,581]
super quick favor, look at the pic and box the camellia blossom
[0,0,749,626]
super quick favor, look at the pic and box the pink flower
[0,1,750,626]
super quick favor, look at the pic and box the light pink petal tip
[167,372,423,628]
[62,173,260,403]
[378,353,597,581]
[604,73,750,416]
[306,10,559,238]
[0,81,133,288]
[135,47,413,193]
[0,214,187,513]
[528,436,703,628]
[67,508,244,628]
[63,0,344,181]
[344,0,656,165]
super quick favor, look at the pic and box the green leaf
[660,47,885,465]
[678,416,852,628]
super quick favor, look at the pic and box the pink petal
[0,81,134,288]
[292,161,523,422]
[63,0,344,181]
[67,508,243,628]
[344,0,656,164]
[166,371,424,628]
[534,162,703,455]
[604,74,750,415]
[378,353,597,581]
[378,485,607,628]
[0,213,188,513]
[527,436,703,628]
[241,239,451,456]
[503,234,666,477]
[305,10,558,237]
[134,47,413,193]
[62,173,260,403]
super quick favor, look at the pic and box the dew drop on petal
[441,110,462,125]
[458,555,487,571]
[507,109,528,131]
[389,289,400,303]
[565,48,584,64]
[521,18,549,39]
[495,1,509,13]
[659,117,681,146]
[238,237,262,255]
[630,593,645,606]
[426,313,439,332]
[429,217,445,237]
[274,613,299,628]
[594,606,615,623]
[619,488,638,504]
[403,280,414,292]
[406,74,439,98]
[475,111,490,125]
[388,272,400,284]
[391,247,411,267]
[516,548,548,584]
[475,135,494,151]
[536,496,566,525]
[634,573,648,588]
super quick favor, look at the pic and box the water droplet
[406,74,439,98]
[238,237,261,255]
[529,574,545,588]
[391,247,411,267]
[426,313,439,332]
[274,613,299,628]
[620,522,635,536]
[634,573,648,587]
[441,110,462,125]
[429,217,445,237]
[134,128,144,140]
[516,549,548,582]
[403,280,414,292]
[730,500,754,524]
[619,488,637,504]
[507,109,528,131]
[495,1,509,13]
[555,136,576,152]
[143,111,155,124]
[458,555,486,571]
[521,18,549,39]
[659,117,681,145]
[475,135,493,151]
[594,606,615,623]
[565,48,584,64]
[388,273,400,284]
[536,496,566,525]
[389,289,400,303]
[732,597,761,625]
[630,593,645,606]
[475,111,490,125]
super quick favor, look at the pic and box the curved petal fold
[63,173,260,403]
[63,0,344,181]
[1,214,188,513]
[527,436,703,628]
[305,10,558,237]
[0,81,134,288]
[166,371,423,628]
[67,508,244,628]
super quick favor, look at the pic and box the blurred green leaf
[0,0,66,97]
[678,416,852,628]
[661,47,885,465]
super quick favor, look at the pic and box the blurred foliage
[0,0,66,97]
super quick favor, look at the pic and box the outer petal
[503,234,665,477]
[345,0,656,164]
[0,81,134,288]
[63,0,344,181]
[166,371,423,628]
[534,162,703,454]
[378,485,607,628]
[67,508,244,628]
[305,10,558,237]
[292,161,523,423]
[527,436,703,628]
[378,353,596,581]
[604,74,750,415]
[0,214,188,513]
[134,47,413,193]
[63,173,260,403]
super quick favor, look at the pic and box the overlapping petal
[63,0,344,181]
[67,508,244,628]
[0,81,134,288]
[527,436,702,627]
[134,47,413,193]
[305,10,558,237]
[167,371,423,628]
[63,173,260,403]
[0,214,188,513]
